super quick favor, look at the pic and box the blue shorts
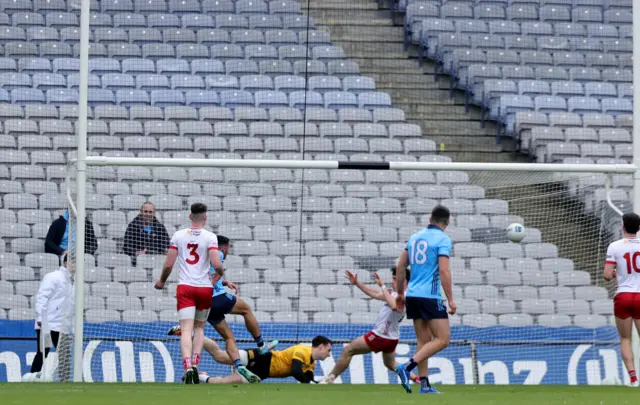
[406,297,448,320]
[207,293,237,325]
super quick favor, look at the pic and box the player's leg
[190,286,215,383]
[413,318,450,363]
[191,315,208,383]
[202,336,233,365]
[325,336,371,382]
[178,314,196,383]
[214,320,261,383]
[616,316,636,384]
[414,319,439,393]
[614,292,638,386]
[633,318,640,386]
[176,285,198,383]
[382,352,420,383]
[201,373,246,384]
[231,297,277,353]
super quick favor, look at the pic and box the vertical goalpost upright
[67,0,640,384]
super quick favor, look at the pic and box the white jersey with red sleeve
[169,227,218,287]
[371,291,404,340]
[606,238,640,294]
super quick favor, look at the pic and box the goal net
[60,162,630,385]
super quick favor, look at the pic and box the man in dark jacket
[123,202,170,266]
[44,210,98,261]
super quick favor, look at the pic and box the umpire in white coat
[31,254,74,380]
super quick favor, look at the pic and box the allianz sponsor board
[0,339,627,384]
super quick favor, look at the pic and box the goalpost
[62,157,640,385]
[56,0,640,387]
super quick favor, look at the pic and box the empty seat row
[0,73,375,94]
[497,95,632,122]
[543,141,630,161]
[1,26,330,46]
[515,111,631,133]
[468,65,631,86]
[0,58,347,78]
[406,2,631,27]
[0,43,347,63]
[0,5,305,27]
[436,37,632,63]
[416,19,632,41]
[0,119,419,138]
[0,104,414,124]
[6,88,395,109]
[482,80,631,101]
[1,0,311,16]
[527,126,630,151]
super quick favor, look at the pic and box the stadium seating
[0,0,624,329]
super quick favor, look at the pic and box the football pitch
[2,384,639,405]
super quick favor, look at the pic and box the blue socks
[234,359,242,368]
[405,358,418,372]
[255,335,264,348]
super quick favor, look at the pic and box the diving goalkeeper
[198,336,333,384]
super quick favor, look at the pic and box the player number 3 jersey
[606,238,640,294]
[372,291,404,340]
[170,227,218,287]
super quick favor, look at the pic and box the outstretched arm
[345,270,384,301]
[291,360,314,384]
[373,272,397,310]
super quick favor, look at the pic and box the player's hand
[345,270,358,285]
[448,299,457,315]
[154,279,165,290]
[225,281,238,294]
[395,294,406,312]
[37,321,41,328]
[372,272,384,288]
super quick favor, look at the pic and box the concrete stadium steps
[306,0,515,162]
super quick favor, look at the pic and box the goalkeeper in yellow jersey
[198,336,333,384]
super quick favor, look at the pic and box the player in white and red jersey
[604,212,640,387]
[154,202,227,384]
[321,267,420,384]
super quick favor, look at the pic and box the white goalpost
[63,155,640,384]
[58,0,640,387]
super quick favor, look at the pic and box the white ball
[506,223,526,243]
[601,376,621,386]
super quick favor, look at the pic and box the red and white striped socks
[183,357,192,371]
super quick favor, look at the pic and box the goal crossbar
[82,156,637,173]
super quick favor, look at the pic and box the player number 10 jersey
[606,238,640,294]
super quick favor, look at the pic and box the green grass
[2,384,640,405]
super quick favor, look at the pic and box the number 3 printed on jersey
[410,240,428,265]
[186,243,200,265]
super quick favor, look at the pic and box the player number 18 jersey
[606,238,640,294]
[169,227,218,287]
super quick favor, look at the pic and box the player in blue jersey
[394,205,456,394]
[169,235,277,383]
